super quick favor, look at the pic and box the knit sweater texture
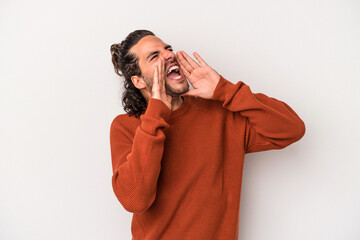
[109,75,306,240]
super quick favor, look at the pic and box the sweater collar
[168,95,192,120]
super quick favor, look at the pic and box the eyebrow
[146,45,173,61]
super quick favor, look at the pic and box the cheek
[139,61,154,76]
[141,65,154,77]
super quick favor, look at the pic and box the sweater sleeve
[211,75,306,153]
[110,98,171,213]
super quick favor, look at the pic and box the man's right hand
[151,59,172,110]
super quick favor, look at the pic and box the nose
[161,49,175,62]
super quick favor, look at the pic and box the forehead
[130,35,168,60]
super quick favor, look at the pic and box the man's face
[130,35,189,97]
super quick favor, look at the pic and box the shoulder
[110,113,141,136]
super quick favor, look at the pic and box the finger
[153,64,158,83]
[159,60,167,92]
[176,51,196,74]
[158,61,163,84]
[193,52,208,66]
[152,64,159,94]
[181,89,198,97]
[178,60,191,79]
[179,51,200,69]
[160,59,166,82]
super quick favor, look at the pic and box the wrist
[211,75,236,102]
[145,98,172,119]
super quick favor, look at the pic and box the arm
[110,58,173,213]
[212,75,306,153]
[176,51,305,153]
[110,98,171,213]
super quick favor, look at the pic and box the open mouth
[166,64,182,80]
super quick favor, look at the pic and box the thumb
[181,89,198,97]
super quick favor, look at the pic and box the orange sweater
[109,75,305,240]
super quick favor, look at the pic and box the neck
[144,94,184,111]
[171,95,184,111]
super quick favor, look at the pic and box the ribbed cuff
[211,75,236,102]
[144,98,171,120]
[140,98,171,135]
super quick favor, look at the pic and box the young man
[109,29,305,240]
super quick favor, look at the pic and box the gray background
[1,0,359,239]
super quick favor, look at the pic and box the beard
[142,74,190,97]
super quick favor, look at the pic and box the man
[109,29,305,240]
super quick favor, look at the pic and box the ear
[131,75,147,89]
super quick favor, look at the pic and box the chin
[166,86,189,97]
[165,79,189,96]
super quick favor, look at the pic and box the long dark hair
[110,30,155,118]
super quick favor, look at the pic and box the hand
[176,51,220,99]
[151,59,172,110]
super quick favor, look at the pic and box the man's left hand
[176,51,220,99]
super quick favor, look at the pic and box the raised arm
[176,50,305,153]
[110,99,171,213]
[212,75,306,153]
[110,60,172,213]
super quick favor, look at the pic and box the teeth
[167,65,179,74]
[173,74,182,80]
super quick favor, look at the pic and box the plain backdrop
[1,0,359,239]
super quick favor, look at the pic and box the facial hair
[142,74,189,97]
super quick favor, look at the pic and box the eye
[150,55,158,61]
